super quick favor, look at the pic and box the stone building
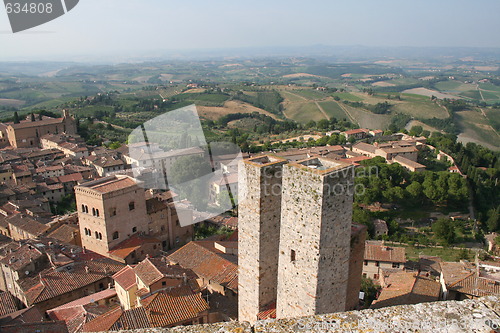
[276,157,355,319]
[75,175,150,256]
[75,175,193,260]
[5,111,77,148]
[238,155,287,323]
[363,242,406,280]
[238,155,364,323]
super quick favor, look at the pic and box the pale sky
[1,0,500,61]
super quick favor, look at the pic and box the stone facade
[346,224,367,311]
[5,110,77,148]
[276,157,354,318]
[238,156,287,323]
[75,176,149,256]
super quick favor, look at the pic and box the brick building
[4,111,77,148]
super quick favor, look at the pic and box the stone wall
[238,156,287,322]
[98,296,500,333]
[276,158,354,318]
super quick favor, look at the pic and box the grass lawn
[318,101,349,120]
[399,244,473,262]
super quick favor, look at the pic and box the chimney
[85,266,89,274]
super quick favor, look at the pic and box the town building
[4,111,77,149]
[363,242,406,280]
[75,175,193,261]
[371,271,441,309]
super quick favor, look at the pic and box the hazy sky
[1,0,500,61]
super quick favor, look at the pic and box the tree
[432,218,456,245]
[13,111,20,124]
[406,181,423,204]
[30,113,36,122]
[317,119,330,130]
[360,276,379,307]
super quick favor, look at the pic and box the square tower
[238,155,287,323]
[276,157,354,318]
[75,175,148,256]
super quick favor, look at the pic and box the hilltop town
[0,104,497,332]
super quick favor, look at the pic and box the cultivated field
[197,100,279,121]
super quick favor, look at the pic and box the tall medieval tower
[238,155,287,323]
[275,157,354,318]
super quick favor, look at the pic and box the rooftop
[167,241,238,292]
[364,243,406,263]
[78,176,138,194]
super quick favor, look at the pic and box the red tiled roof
[0,243,44,271]
[21,259,123,305]
[134,258,196,287]
[142,285,209,327]
[449,274,500,297]
[9,117,64,129]
[58,173,84,183]
[84,285,208,331]
[167,241,238,292]
[364,243,406,263]
[108,234,160,260]
[0,292,18,316]
[48,288,117,312]
[88,177,136,194]
[112,266,137,291]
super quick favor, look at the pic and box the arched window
[98,232,102,240]
[95,231,99,239]
[92,208,96,216]
[85,205,88,213]
[81,204,85,212]
[96,209,99,217]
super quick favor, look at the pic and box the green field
[392,95,449,119]
[332,92,363,102]
[285,102,325,123]
[280,90,307,102]
[318,101,349,120]
[292,89,328,100]
[434,80,464,91]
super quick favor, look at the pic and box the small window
[132,227,137,233]
[364,260,368,266]
[375,261,380,267]
[98,232,102,240]
[95,231,99,239]
[363,273,367,278]
[374,274,379,279]
[92,208,96,216]
[110,208,116,217]
[96,209,100,217]
[162,281,166,286]
[113,231,119,240]
[129,202,135,211]
[392,263,400,268]
[81,204,85,212]
[291,250,296,262]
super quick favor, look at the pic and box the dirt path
[284,91,308,101]
[314,101,330,120]
[335,101,356,123]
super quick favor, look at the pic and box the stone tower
[238,155,287,323]
[276,157,354,318]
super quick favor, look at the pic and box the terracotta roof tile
[112,266,137,291]
[167,241,238,292]
[364,243,406,263]
[0,292,18,316]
